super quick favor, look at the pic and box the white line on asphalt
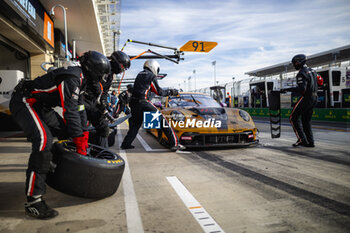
[117,127,144,233]
[125,120,168,152]
[136,134,169,152]
[166,176,225,233]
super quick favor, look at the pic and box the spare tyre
[47,140,125,199]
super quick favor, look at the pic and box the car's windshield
[168,94,221,108]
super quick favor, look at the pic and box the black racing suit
[121,68,179,148]
[101,73,114,109]
[84,72,118,147]
[115,90,131,117]
[287,65,318,145]
[84,77,110,148]
[10,66,87,198]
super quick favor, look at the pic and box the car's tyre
[46,140,125,199]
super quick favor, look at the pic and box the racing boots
[170,144,186,152]
[292,140,309,147]
[25,196,58,220]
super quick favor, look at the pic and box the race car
[147,92,258,148]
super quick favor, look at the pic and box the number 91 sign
[180,40,218,53]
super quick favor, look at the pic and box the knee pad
[28,151,53,173]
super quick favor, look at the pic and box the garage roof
[245,44,350,77]
[40,0,121,56]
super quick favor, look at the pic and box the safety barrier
[241,108,350,123]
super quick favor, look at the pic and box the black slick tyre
[47,140,125,199]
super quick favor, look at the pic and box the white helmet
[144,59,160,76]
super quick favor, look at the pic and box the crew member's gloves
[73,136,87,155]
[83,131,89,151]
[104,110,116,123]
[169,89,179,96]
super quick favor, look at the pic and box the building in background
[0,0,122,130]
[0,0,121,78]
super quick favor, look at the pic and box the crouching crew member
[121,59,184,151]
[9,53,109,219]
[82,50,130,147]
[282,54,318,147]
[115,84,133,118]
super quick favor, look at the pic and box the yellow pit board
[180,40,218,53]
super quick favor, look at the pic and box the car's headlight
[171,111,185,121]
[239,110,250,121]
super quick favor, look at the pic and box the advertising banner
[242,108,350,123]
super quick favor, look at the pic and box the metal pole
[128,39,178,51]
[232,77,235,96]
[72,39,76,59]
[148,50,179,64]
[212,61,216,85]
[193,70,196,91]
[214,62,216,84]
[63,8,68,61]
[113,31,116,52]
[50,4,69,61]
[129,54,180,61]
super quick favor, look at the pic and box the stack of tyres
[46,140,125,199]
[268,91,281,138]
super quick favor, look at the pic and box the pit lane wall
[241,108,350,123]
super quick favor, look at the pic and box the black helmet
[79,51,110,82]
[127,84,133,92]
[291,54,306,70]
[110,51,131,74]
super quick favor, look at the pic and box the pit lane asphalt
[0,119,349,233]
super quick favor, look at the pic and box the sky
[118,0,350,91]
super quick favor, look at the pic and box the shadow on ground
[0,181,98,219]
